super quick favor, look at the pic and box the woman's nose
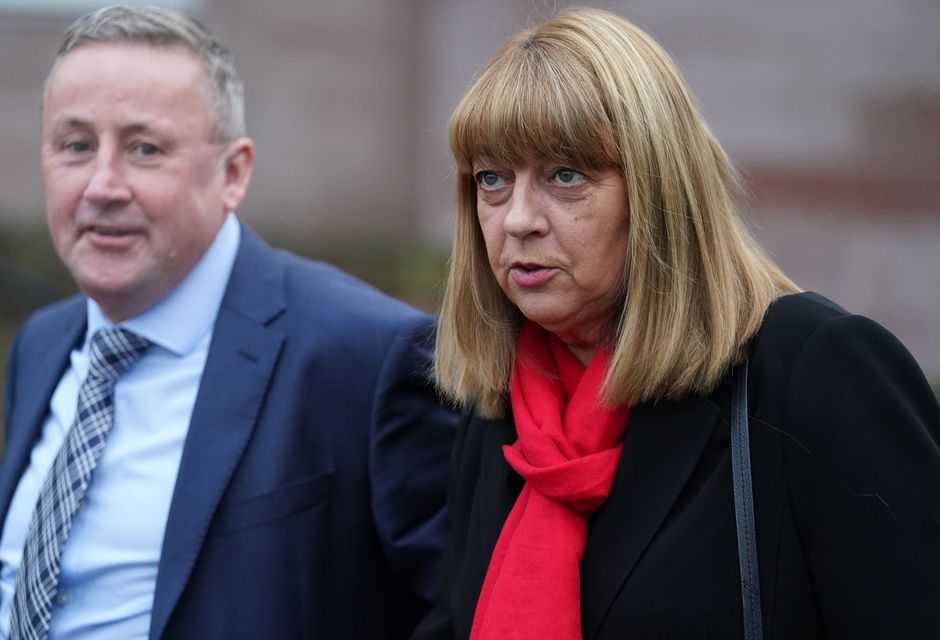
[503,179,548,238]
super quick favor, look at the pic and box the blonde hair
[435,7,799,418]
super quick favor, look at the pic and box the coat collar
[580,392,722,639]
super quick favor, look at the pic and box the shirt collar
[85,213,242,356]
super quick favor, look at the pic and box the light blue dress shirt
[0,214,241,639]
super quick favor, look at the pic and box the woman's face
[473,157,629,361]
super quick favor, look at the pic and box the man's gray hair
[51,4,246,142]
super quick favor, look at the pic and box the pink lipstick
[510,263,556,286]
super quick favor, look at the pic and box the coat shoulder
[755,291,848,348]
[278,250,432,329]
[750,290,927,385]
[12,294,85,350]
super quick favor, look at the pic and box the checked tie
[9,327,150,640]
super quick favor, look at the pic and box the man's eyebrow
[48,116,92,132]
[120,122,160,136]
[47,117,163,137]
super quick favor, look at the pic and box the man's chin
[75,275,155,322]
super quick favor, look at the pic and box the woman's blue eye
[555,168,584,185]
[475,171,503,189]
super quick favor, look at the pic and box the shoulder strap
[730,358,763,640]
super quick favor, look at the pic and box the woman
[421,7,940,640]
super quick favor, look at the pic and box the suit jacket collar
[149,226,286,639]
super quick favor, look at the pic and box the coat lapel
[580,394,721,639]
[0,299,85,527]
[149,228,286,639]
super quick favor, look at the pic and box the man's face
[41,42,252,322]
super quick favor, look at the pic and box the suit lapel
[580,394,721,639]
[0,299,85,527]
[149,228,286,639]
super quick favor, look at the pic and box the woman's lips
[510,263,556,286]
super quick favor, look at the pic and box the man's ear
[220,137,254,212]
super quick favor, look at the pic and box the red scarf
[470,321,631,640]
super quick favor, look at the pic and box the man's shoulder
[16,294,85,342]
[276,249,433,327]
[233,226,431,326]
[254,249,438,377]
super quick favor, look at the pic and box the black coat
[417,292,940,639]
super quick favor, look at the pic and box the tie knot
[88,327,151,382]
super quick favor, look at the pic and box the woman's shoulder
[748,291,938,431]
[750,290,938,432]
[757,291,849,343]
[747,292,847,391]
[750,291,915,376]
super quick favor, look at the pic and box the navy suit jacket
[0,226,457,639]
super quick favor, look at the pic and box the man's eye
[554,167,585,185]
[474,170,505,190]
[64,140,92,153]
[134,142,160,156]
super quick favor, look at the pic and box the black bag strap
[730,358,763,640]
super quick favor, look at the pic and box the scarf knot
[470,321,630,640]
[503,444,624,512]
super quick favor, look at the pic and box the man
[0,6,455,639]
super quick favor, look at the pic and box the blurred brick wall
[0,0,937,378]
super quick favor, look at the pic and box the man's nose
[83,149,132,206]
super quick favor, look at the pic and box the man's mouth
[90,226,130,236]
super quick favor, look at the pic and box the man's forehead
[46,42,208,103]
[42,43,213,137]
[50,41,204,85]
[53,40,200,71]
